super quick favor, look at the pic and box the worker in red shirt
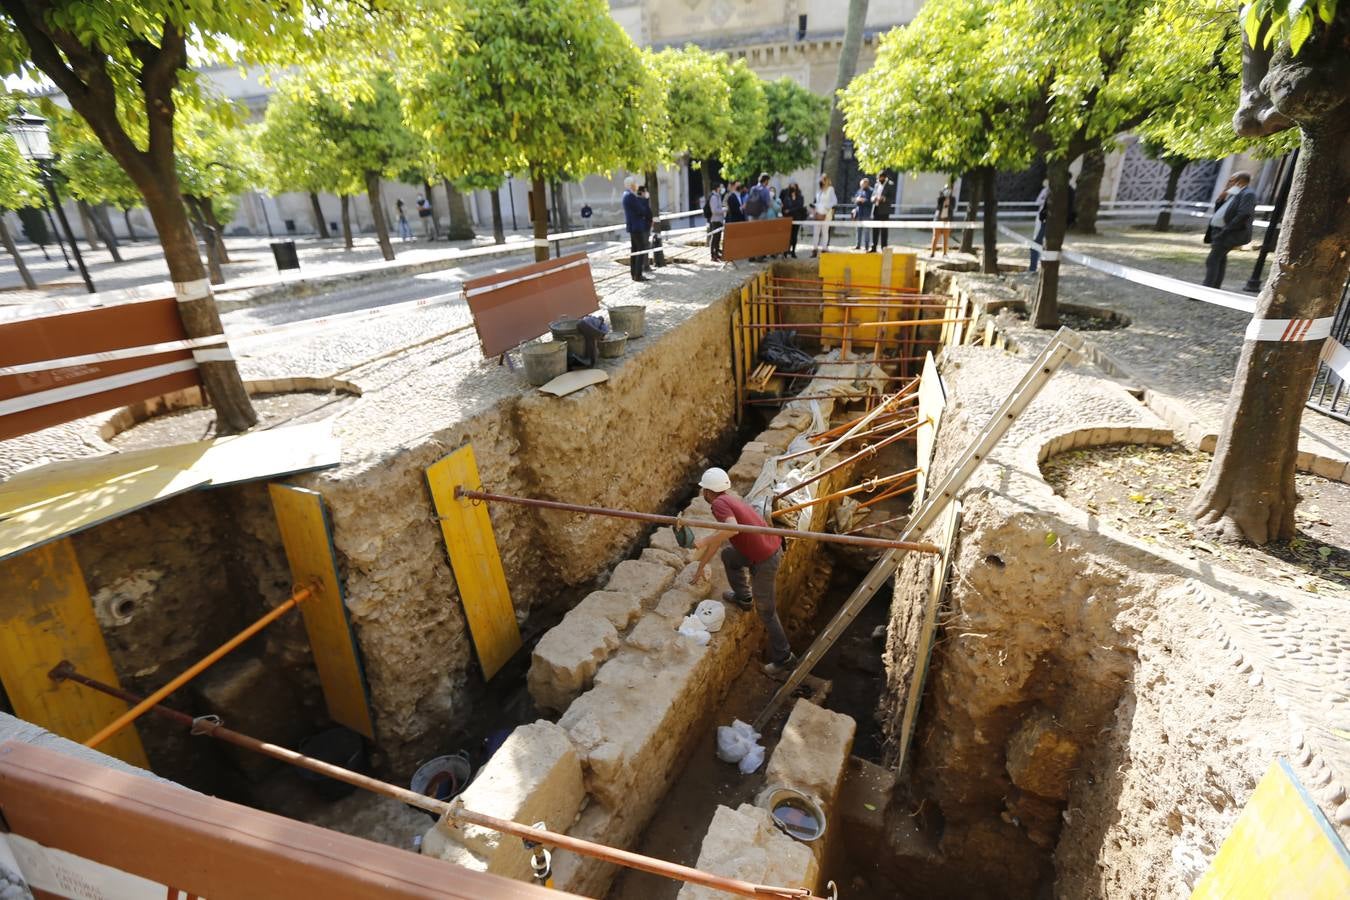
[690,467,797,676]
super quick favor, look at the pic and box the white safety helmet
[699,467,731,493]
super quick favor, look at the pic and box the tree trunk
[1029,157,1072,329]
[1072,147,1105,234]
[959,170,981,255]
[1190,119,1350,545]
[644,170,660,221]
[488,189,505,244]
[0,212,37,289]
[186,197,224,286]
[308,192,331,238]
[340,194,354,250]
[1154,160,1187,232]
[530,169,549,262]
[553,181,571,232]
[86,201,123,262]
[422,180,441,239]
[76,199,102,250]
[365,172,395,261]
[122,208,138,241]
[201,198,229,264]
[823,0,871,191]
[980,166,999,274]
[444,179,476,241]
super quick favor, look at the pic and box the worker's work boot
[762,652,799,679]
[722,590,753,611]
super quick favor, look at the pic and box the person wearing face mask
[704,183,726,261]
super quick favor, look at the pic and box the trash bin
[270,240,300,271]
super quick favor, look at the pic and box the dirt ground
[1042,443,1350,597]
[107,390,357,449]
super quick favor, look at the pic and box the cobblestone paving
[986,225,1350,470]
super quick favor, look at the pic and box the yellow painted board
[914,352,948,507]
[0,421,341,563]
[1192,757,1350,898]
[269,483,374,738]
[0,539,150,768]
[426,446,522,681]
[731,304,745,422]
[818,252,918,350]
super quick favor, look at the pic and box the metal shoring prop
[454,487,940,556]
[49,663,831,900]
[770,468,919,519]
[83,582,318,749]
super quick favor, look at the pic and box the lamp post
[8,106,95,293]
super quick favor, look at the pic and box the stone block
[654,587,698,621]
[756,427,798,454]
[196,654,306,781]
[1005,709,1080,801]
[572,590,644,632]
[729,453,772,493]
[605,559,676,605]
[1308,454,1349,482]
[649,526,691,558]
[764,700,857,808]
[528,615,621,713]
[421,721,583,882]
[640,546,686,571]
[626,614,679,653]
[676,804,818,900]
[838,756,897,837]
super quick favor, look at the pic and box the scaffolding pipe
[83,583,316,749]
[771,468,919,518]
[738,318,969,331]
[769,275,919,292]
[455,487,941,555]
[767,297,948,308]
[745,392,908,405]
[50,664,825,900]
[846,510,911,534]
[856,479,919,509]
[772,420,926,504]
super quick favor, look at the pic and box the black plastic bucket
[297,726,366,801]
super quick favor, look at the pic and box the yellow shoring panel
[1192,757,1350,898]
[818,251,918,350]
[426,446,522,681]
[269,483,374,738]
[731,300,745,422]
[0,539,150,767]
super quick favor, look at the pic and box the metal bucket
[409,750,473,819]
[757,785,827,843]
[607,305,646,339]
[599,331,628,359]
[522,339,567,386]
[549,317,586,357]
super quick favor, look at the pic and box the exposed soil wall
[302,284,741,770]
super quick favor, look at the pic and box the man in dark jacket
[622,176,649,282]
[869,172,896,252]
[725,180,746,223]
[1203,171,1256,288]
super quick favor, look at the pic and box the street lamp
[7,105,96,293]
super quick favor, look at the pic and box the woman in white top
[811,174,837,257]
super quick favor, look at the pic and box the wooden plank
[269,484,374,738]
[0,539,150,767]
[0,741,579,900]
[913,352,948,507]
[731,303,745,422]
[426,446,522,680]
[740,285,753,389]
[0,296,200,442]
[894,501,961,775]
[1192,757,1350,898]
[721,218,791,261]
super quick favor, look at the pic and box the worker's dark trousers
[629,231,648,281]
[721,545,790,663]
[870,214,890,251]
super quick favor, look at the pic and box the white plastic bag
[715,719,762,765]
[678,615,711,646]
[695,600,725,633]
[738,743,765,774]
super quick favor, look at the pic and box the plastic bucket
[297,727,367,801]
[599,331,627,359]
[409,751,473,818]
[522,340,567,386]
[549,317,586,357]
[608,305,646,339]
[758,786,827,843]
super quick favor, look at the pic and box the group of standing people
[847,173,898,253]
[703,172,843,260]
[394,195,435,242]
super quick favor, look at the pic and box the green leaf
[1317,545,1333,559]
[1243,3,1264,48]
[1317,0,1336,23]
[1045,531,1059,547]
[1289,8,1314,53]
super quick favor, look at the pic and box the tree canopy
[643,45,731,166]
[723,77,828,182]
[258,76,360,199]
[718,58,767,172]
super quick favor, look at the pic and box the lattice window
[1115,140,1221,203]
